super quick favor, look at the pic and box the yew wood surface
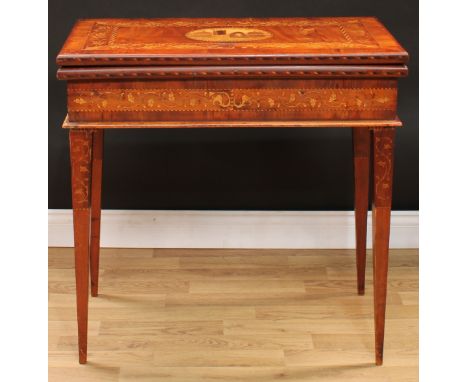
[371,128,396,365]
[58,16,408,367]
[66,126,399,366]
[57,65,408,80]
[63,116,403,129]
[353,128,371,295]
[69,130,93,364]
[90,131,104,297]
[49,247,419,381]
[57,17,408,67]
[66,79,399,123]
[57,17,408,125]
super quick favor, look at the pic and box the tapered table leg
[371,127,395,365]
[69,129,93,364]
[90,130,104,297]
[353,128,371,295]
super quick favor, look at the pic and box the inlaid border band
[57,65,408,80]
[68,87,397,113]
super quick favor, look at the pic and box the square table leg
[90,130,104,297]
[371,127,395,365]
[353,128,371,295]
[66,124,398,366]
[69,129,93,364]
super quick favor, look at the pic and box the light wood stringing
[67,79,398,122]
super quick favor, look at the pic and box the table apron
[67,78,398,123]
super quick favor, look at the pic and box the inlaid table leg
[69,129,93,364]
[353,128,371,295]
[90,130,104,297]
[371,127,395,365]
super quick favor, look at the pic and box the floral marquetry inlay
[69,88,396,113]
[373,128,396,207]
[82,18,379,50]
[57,18,408,67]
[69,130,92,209]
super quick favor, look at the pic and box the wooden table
[56,17,408,365]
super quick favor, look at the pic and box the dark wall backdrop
[49,0,418,210]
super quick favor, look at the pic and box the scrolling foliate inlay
[69,88,396,113]
[69,130,93,209]
[373,128,395,207]
[83,19,378,50]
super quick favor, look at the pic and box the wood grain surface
[63,115,403,129]
[49,247,418,381]
[56,16,409,369]
[66,79,398,123]
[90,130,104,297]
[57,17,408,66]
[57,64,408,80]
[371,127,396,365]
[353,128,371,296]
[69,130,93,364]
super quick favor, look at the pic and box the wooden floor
[49,248,418,382]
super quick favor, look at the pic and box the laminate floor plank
[49,247,418,381]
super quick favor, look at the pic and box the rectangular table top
[57,17,408,67]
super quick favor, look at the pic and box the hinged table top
[57,17,407,67]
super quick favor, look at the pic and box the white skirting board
[48,210,418,249]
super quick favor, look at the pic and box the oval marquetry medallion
[186,27,272,42]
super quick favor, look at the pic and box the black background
[49,0,418,210]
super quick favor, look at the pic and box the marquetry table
[56,17,408,365]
